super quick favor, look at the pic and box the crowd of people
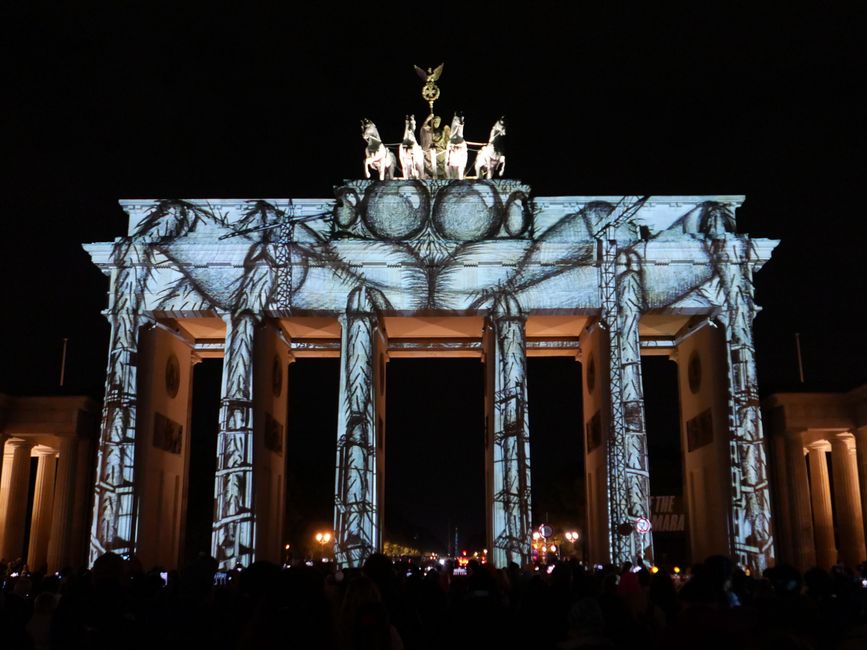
[2,552,867,649]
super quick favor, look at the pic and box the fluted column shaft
[831,435,866,566]
[710,237,774,572]
[0,440,35,561]
[784,432,816,569]
[855,426,867,558]
[47,437,78,571]
[333,288,382,568]
[808,445,836,568]
[487,298,533,568]
[90,309,141,564]
[27,449,57,570]
[212,311,257,570]
[0,435,8,497]
[605,249,653,566]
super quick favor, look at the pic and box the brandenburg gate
[83,180,777,573]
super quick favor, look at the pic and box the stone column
[605,249,653,565]
[0,442,11,524]
[27,448,58,570]
[708,237,775,572]
[334,287,384,567]
[47,436,78,572]
[784,432,816,570]
[0,434,8,496]
[486,294,533,568]
[0,439,35,561]
[90,309,142,564]
[211,311,258,570]
[808,443,836,568]
[831,434,866,567]
[855,426,867,555]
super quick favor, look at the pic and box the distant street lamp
[314,531,333,560]
[564,530,581,559]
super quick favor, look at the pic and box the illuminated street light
[314,530,333,557]
[532,531,541,541]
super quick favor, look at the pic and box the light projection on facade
[84,178,778,572]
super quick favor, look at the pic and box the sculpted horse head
[361,118,381,144]
[489,117,506,146]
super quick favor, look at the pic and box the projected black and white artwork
[85,179,777,572]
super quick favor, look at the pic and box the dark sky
[5,5,866,553]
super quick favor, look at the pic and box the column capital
[218,310,263,325]
[783,431,808,456]
[807,439,832,453]
[5,438,35,451]
[488,292,526,322]
[345,286,383,319]
[831,432,855,448]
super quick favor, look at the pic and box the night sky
[5,6,865,555]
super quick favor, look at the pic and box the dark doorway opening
[527,358,584,539]
[642,356,687,565]
[183,358,220,565]
[286,358,339,559]
[385,359,485,556]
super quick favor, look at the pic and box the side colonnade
[0,396,97,572]
[767,388,867,570]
